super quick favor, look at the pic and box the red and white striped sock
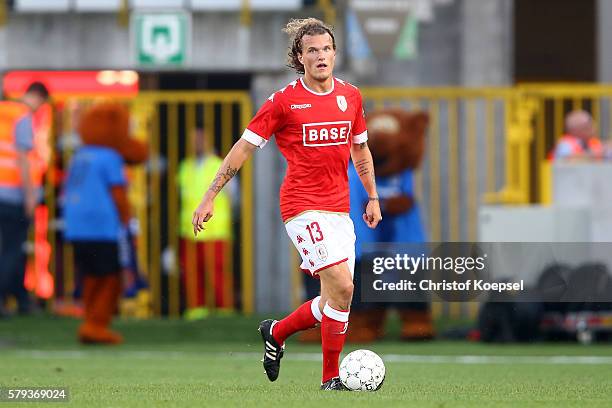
[321,302,349,383]
[272,296,322,345]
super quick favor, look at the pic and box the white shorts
[285,211,356,278]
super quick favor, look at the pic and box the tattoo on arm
[359,142,367,150]
[355,158,376,190]
[354,158,370,177]
[208,165,238,193]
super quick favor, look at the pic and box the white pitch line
[6,350,612,365]
[234,353,612,365]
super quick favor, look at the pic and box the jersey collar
[299,77,335,96]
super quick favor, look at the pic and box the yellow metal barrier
[317,0,337,25]
[540,161,553,206]
[361,87,517,242]
[518,84,612,203]
[0,0,7,26]
[361,84,612,320]
[46,91,253,318]
[44,84,612,321]
[360,85,612,238]
[289,87,522,319]
[132,91,254,317]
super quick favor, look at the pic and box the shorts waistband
[284,210,349,224]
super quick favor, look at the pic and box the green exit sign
[132,11,191,68]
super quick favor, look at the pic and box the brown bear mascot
[63,102,148,344]
[348,109,432,342]
[300,109,432,342]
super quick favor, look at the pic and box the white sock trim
[323,302,349,323]
[311,296,323,322]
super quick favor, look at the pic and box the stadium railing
[359,85,612,320]
[40,85,612,319]
[44,91,254,319]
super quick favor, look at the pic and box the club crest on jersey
[336,95,347,112]
[315,244,328,261]
[303,121,352,147]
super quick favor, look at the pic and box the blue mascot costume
[348,109,432,342]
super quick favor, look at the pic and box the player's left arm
[351,141,382,229]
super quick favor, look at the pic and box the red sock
[272,296,322,345]
[321,303,349,383]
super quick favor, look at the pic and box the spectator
[553,110,604,160]
[178,128,233,319]
[0,82,49,316]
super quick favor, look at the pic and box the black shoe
[258,319,284,382]
[320,377,348,391]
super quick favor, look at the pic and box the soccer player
[192,18,381,391]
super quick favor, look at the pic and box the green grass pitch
[1,315,611,407]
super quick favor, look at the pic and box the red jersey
[242,77,368,222]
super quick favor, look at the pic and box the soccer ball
[339,349,385,391]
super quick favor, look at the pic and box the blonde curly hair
[283,18,336,74]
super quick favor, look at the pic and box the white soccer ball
[339,349,385,391]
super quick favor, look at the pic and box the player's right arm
[192,138,257,236]
[192,87,287,236]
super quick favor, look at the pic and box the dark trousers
[0,202,31,312]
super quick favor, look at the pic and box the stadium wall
[598,0,612,82]
[0,12,289,71]
[0,2,513,85]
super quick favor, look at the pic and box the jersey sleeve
[14,116,34,152]
[241,92,286,149]
[352,91,368,144]
[104,151,127,187]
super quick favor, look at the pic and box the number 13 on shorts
[285,211,355,276]
[306,221,324,243]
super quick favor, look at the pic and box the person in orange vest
[553,110,604,160]
[0,82,50,317]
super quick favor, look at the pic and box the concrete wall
[598,0,612,82]
[354,0,513,87]
[461,0,513,86]
[0,1,514,85]
[356,0,462,87]
[0,12,290,71]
